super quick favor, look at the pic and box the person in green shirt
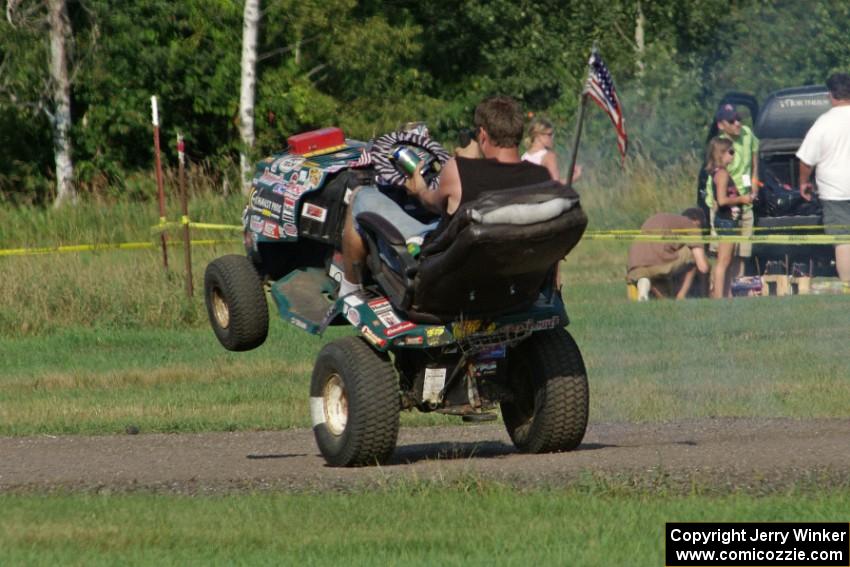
[705,104,759,276]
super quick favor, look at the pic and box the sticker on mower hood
[450,315,561,339]
[250,194,282,216]
[258,170,286,186]
[249,215,265,233]
[309,168,323,187]
[270,156,305,172]
[360,325,386,348]
[367,298,402,327]
[451,319,495,338]
[302,203,328,223]
[425,326,451,346]
[385,321,415,337]
[249,141,368,244]
[282,196,297,222]
[344,305,361,326]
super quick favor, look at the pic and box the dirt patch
[2,418,849,494]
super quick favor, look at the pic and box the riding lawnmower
[204,126,589,466]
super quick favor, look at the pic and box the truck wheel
[204,255,269,351]
[310,337,400,466]
[501,327,588,453]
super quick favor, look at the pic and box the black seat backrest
[408,181,586,321]
[357,179,587,323]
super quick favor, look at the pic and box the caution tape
[152,220,242,233]
[6,217,849,257]
[587,224,850,235]
[1,217,242,257]
[187,222,242,231]
[0,239,240,258]
[584,233,850,244]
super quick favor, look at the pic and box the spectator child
[706,136,754,298]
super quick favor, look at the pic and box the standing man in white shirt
[797,72,850,283]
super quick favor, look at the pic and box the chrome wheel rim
[212,289,230,329]
[323,374,348,435]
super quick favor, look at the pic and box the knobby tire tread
[205,255,269,351]
[505,327,588,453]
[315,337,400,466]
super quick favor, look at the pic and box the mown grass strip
[2,485,849,566]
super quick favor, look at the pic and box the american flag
[583,49,628,160]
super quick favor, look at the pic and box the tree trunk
[48,0,76,207]
[635,0,646,79]
[239,0,260,195]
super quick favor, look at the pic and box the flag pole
[565,93,588,188]
[566,44,596,188]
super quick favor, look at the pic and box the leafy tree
[2,0,78,205]
[3,0,850,203]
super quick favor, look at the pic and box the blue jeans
[351,186,439,241]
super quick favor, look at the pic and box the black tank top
[711,167,741,220]
[455,156,551,209]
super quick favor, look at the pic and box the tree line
[2,0,849,206]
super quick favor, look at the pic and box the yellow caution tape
[151,220,242,233]
[187,222,242,231]
[587,224,850,235]
[6,216,849,258]
[151,221,179,232]
[0,239,240,258]
[584,233,850,244]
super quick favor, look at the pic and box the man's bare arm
[406,157,462,215]
[541,151,560,181]
[751,152,759,197]
[799,160,814,201]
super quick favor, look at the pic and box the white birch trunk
[239,0,260,195]
[635,0,646,78]
[48,0,76,207]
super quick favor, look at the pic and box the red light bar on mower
[287,127,346,156]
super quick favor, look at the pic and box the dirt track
[2,418,849,494]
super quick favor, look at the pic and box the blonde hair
[704,136,733,172]
[523,117,554,149]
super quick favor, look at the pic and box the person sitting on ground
[706,136,754,299]
[338,95,552,297]
[797,72,850,284]
[521,116,582,183]
[626,208,710,301]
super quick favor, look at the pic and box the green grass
[1,163,847,566]
[2,483,849,566]
[0,192,245,248]
[565,241,850,422]
[0,323,464,435]
[0,163,848,433]
[2,255,848,434]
